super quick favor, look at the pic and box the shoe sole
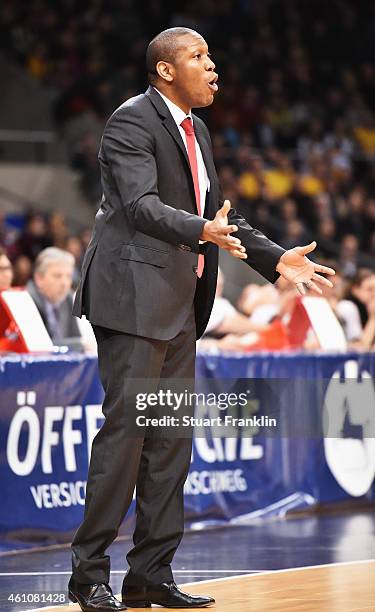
[69,591,128,611]
[123,600,214,608]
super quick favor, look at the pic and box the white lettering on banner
[85,404,105,463]
[184,469,247,495]
[193,437,263,464]
[41,407,64,474]
[324,360,375,497]
[30,481,87,509]
[6,392,103,476]
[62,406,83,472]
[6,392,40,476]
[191,399,264,463]
[240,437,263,460]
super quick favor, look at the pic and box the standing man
[70,27,334,611]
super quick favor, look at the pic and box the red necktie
[180,117,204,278]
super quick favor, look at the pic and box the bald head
[146,27,201,84]
[145,27,217,112]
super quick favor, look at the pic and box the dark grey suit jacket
[73,86,285,340]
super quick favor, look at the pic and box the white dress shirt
[153,87,209,216]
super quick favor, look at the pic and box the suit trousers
[71,306,196,587]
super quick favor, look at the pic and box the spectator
[316,218,339,259]
[237,283,279,325]
[338,187,366,243]
[345,269,373,327]
[353,110,375,155]
[238,276,297,327]
[281,219,309,251]
[320,269,363,343]
[65,235,85,288]
[359,273,375,349]
[11,213,51,262]
[0,247,13,291]
[26,247,82,346]
[339,234,360,278]
[48,212,69,249]
[202,268,262,340]
[11,255,33,287]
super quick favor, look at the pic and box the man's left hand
[276,241,335,295]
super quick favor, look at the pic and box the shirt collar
[153,87,192,127]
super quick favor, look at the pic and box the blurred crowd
[0,0,374,351]
[0,211,90,289]
[199,266,375,352]
[0,208,374,352]
[1,0,374,258]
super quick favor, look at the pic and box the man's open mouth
[208,76,218,92]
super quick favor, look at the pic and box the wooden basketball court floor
[0,510,374,611]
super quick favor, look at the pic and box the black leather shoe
[68,578,127,611]
[122,581,215,608]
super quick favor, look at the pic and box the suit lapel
[145,87,218,218]
[162,115,191,169]
[145,86,190,170]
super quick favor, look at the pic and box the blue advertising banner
[0,351,374,539]
[192,351,375,525]
[0,354,103,534]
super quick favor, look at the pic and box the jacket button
[193,265,198,275]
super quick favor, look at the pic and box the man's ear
[34,271,42,287]
[156,61,174,83]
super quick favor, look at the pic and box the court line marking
[182,558,375,586]
[3,558,375,578]
[0,570,264,576]
[19,558,375,612]
[0,535,133,558]
[2,557,375,578]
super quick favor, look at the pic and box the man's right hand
[200,200,247,259]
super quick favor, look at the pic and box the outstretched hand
[201,200,247,259]
[276,241,335,295]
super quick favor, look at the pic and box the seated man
[26,247,82,348]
